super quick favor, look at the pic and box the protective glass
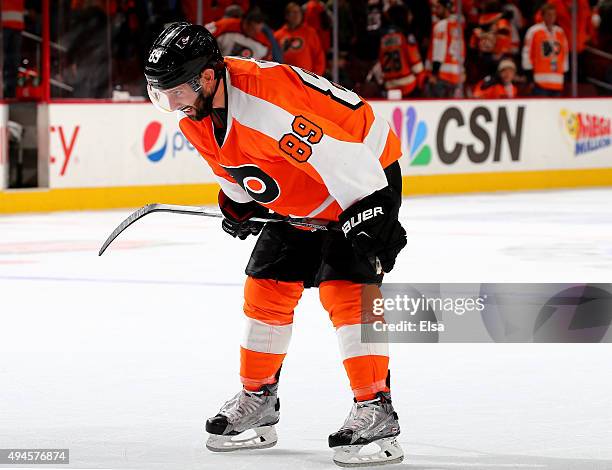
[147,77,202,113]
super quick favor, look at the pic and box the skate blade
[333,437,404,467]
[206,425,278,452]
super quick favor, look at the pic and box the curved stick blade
[98,204,160,256]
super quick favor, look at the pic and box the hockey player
[145,22,406,467]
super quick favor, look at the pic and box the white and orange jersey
[178,57,402,222]
[428,14,465,85]
[522,22,569,91]
[206,17,271,60]
[379,29,424,97]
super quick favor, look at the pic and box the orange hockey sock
[240,277,304,391]
[319,280,390,401]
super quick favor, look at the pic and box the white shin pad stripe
[336,323,389,360]
[242,317,293,355]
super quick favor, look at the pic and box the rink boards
[1,98,611,213]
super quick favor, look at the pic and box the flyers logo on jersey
[222,164,281,204]
[283,38,304,51]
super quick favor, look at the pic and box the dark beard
[188,75,224,122]
[187,90,212,122]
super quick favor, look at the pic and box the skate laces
[221,390,266,424]
[342,398,380,432]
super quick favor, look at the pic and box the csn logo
[142,121,197,163]
[391,105,525,165]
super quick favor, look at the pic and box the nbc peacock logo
[392,106,431,166]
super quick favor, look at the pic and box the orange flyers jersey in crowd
[178,57,402,221]
[522,22,568,91]
[472,77,517,99]
[206,17,271,60]
[379,30,424,96]
[429,15,465,85]
[274,23,325,75]
[540,0,592,53]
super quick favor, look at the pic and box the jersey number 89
[279,115,323,162]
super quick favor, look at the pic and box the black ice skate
[329,392,404,467]
[205,382,280,452]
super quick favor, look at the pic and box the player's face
[147,82,199,114]
[148,70,218,121]
[166,83,200,114]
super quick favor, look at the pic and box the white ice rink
[1,189,611,470]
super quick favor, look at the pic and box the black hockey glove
[339,186,407,273]
[218,190,268,240]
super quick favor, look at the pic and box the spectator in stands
[469,0,513,78]
[545,0,592,54]
[545,0,592,82]
[376,4,426,97]
[195,0,250,24]
[2,0,25,98]
[522,3,569,96]
[472,57,518,98]
[502,1,525,55]
[426,0,465,98]
[274,2,325,74]
[224,4,244,18]
[206,7,272,60]
[303,0,331,53]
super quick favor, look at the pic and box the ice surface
[1,189,611,469]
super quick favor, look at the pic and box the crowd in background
[2,0,612,100]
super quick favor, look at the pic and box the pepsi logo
[143,121,167,162]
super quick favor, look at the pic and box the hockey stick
[98,203,334,256]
